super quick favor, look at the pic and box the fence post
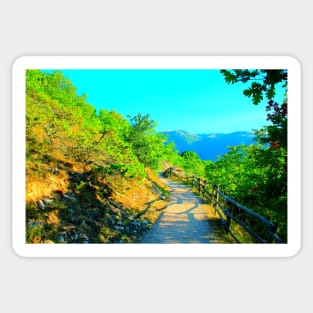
[269,223,278,243]
[197,178,201,193]
[225,198,232,234]
[212,185,215,211]
[214,185,220,215]
[192,175,195,187]
[203,180,207,199]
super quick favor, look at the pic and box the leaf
[266,86,276,100]
[220,70,237,84]
[252,93,263,105]
[243,89,253,98]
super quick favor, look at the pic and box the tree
[180,151,205,177]
[220,70,287,104]
[220,69,288,149]
[126,113,165,170]
[218,70,288,241]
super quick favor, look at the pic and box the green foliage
[180,151,205,177]
[162,140,182,166]
[243,81,266,105]
[218,69,288,241]
[26,69,183,182]
[126,113,168,170]
[205,143,287,241]
[220,69,287,105]
[26,70,151,179]
[26,222,44,243]
[220,69,288,150]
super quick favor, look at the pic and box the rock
[80,220,87,229]
[141,220,149,227]
[44,240,55,244]
[159,195,166,200]
[38,200,45,210]
[81,234,89,243]
[27,220,40,226]
[43,198,54,206]
[63,193,77,202]
[87,215,94,222]
[151,182,161,195]
[58,235,65,243]
[50,168,59,174]
[114,226,125,232]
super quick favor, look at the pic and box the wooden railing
[165,167,284,243]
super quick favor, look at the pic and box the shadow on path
[140,176,226,243]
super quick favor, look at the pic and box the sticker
[12,56,301,257]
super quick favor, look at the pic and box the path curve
[140,175,226,243]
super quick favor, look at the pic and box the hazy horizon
[161,129,255,135]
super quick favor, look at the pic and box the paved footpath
[140,176,226,243]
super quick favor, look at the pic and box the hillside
[163,130,255,160]
[25,70,171,244]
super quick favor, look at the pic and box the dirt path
[140,175,226,243]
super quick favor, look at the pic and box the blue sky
[58,69,284,134]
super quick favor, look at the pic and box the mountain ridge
[162,130,256,161]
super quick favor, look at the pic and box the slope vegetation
[26,70,171,243]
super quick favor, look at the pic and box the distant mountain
[163,130,256,161]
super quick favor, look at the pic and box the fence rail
[165,167,284,243]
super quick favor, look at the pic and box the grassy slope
[26,150,169,244]
[26,94,169,244]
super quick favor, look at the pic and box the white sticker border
[12,56,301,257]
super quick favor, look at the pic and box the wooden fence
[165,167,284,243]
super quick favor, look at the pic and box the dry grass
[26,148,171,243]
[26,164,69,203]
